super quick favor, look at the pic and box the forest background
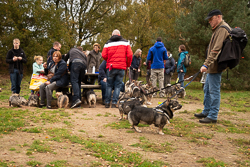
[0,0,249,90]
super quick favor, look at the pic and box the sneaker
[47,106,52,109]
[111,104,118,108]
[71,99,82,109]
[105,103,110,108]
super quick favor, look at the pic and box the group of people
[6,9,228,123]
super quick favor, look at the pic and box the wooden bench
[66,84,101,89]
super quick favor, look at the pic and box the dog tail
[128,112,133,125]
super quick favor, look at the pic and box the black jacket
[45,59,69,87]
[164,57,176,74]
[6,47,27,74]
[47,47,58,65]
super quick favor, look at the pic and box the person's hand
[45,81,50,85]
[13,56,17,61]
[138,69,140,72]
[143,62,146,65]
[43,63,47,69]
[103,78,107,82]
[17,57,22,60]
[180,70,183,72]
[200,66,208,73]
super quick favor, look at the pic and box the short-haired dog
[55,92,69,108]
[128,99,182,135]
[118,98,142,120]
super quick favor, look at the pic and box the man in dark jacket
[47,41,61,65]
[147,37,168,97]
[6,38,27,94]
[164,51,175,87]
[64,46,87,108]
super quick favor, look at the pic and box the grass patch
[63,120,72,126]
[45,160,67,167]
[9,147,16,151]
[106,120,149,130]
[22,127,42,133]
[79,130,85,133]
[0,107,28,134]
[96,114,102,116]
[228,138,250,157]
[28,140,54,153]
[196,157,227,167]
[130,136,174,153]
[26,160,42,167]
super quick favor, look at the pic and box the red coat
[102,35,133,70]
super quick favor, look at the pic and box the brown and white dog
[128,99,182,135]
[55,92,69,108]
[82,89,96,108]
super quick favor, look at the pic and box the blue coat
[147,42,168,69]
[47,59,69,87]
[177,51,188,73]
[98,60,107,83]
[165,57,176,74]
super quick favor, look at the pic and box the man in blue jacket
[147,37,168,97]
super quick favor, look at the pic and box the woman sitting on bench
[39,51,69,109]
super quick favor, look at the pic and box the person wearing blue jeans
[10,69,23,94]
[194,9,230,123]
[105,69,124,107]
[6,38,27,94]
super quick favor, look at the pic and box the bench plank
[66,85,101,89]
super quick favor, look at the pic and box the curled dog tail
[128,112,133,125]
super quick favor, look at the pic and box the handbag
[47,71,54,81]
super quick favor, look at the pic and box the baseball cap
[205,9,222,20]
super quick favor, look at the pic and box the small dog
[128,99,182,135]
[9,94,22,107]
[118,98,142,120]
[28,94,39,107]
[165,84,175,98]
[55,92,69,108]
[82,90,96,108]
[175,84,186,98]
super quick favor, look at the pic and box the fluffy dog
[28,94,39,107]
[9,94,22,107]
[175,83,186,98]
[128,99,182,135]
[82,90,96,108]
[118,98,142,120]
[55,92,69,108]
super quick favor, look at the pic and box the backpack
[184,54,191,67]
[217,26,248,72]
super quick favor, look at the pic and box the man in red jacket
[102,29,133,108]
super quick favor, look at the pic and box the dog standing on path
[128,99,182,135]
[56,92,69,108]
[82,90,96,108]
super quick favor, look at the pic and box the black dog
[118,98,143,120]
[128,99,182,135]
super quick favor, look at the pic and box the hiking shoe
[199,117,217,123]
[194,113,207,119]
[71,99,82,109]
[111,104,118,108]
[105,103,110,108]
[47,106,52,109]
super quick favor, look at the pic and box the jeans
[202,73,222,120]
[178,72,185,87]
[105,69,124,104]
[150,69,164,96]
[70,62,85,102]
[100,80,125,102]
[39,82,59,106]
[10,69,23,94]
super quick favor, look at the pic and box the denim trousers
[100,80,125,102]
[105,69,124,104]
[202,73,222,120]
[10,69,23,94]
[39,82,59,106]
[178,72,185,87]
[70,62,85,102]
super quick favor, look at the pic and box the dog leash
[144,71,200,96]
[156,71,201,108]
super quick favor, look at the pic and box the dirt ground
[0,91,249,167]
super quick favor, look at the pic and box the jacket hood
[154,41,164,48]
[182,51,189,55]
[109,35,123,42]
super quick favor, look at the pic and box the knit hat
[93,43,100,49]
[205,9,222,20]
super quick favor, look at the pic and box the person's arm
[163,48,168,60]
[64,52,70,62]
[33,63,40,74]
[138,58,142,72]
[102,45,108,61]
[99,61,107,81]
[6,50,14,64]
[170,58,176,72]
[126,45,133,68]
[19,50,27,63]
